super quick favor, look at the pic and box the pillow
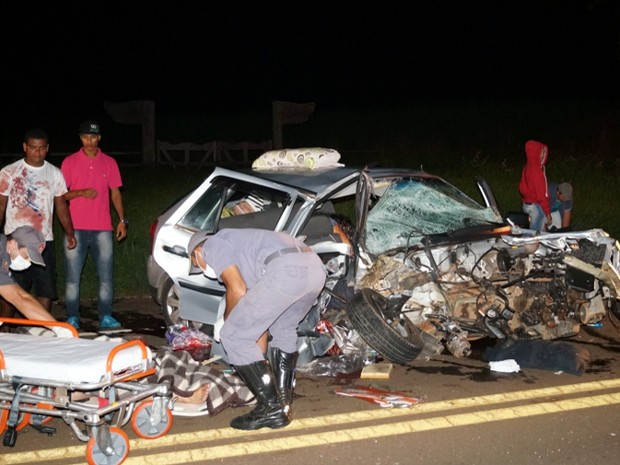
[252,148,343,170]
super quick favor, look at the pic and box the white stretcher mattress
[0,333,151,383]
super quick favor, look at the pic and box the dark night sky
[1,1,619,151]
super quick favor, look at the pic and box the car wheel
[611,299,620,322]
[160,277,205,331]
[347,288,425,365]
[160,278,182,326]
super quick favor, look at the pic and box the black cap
[79,120,101,135]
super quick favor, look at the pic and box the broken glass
[365,178,502,254]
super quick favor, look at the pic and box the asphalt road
[3,298,620,465]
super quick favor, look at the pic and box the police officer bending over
[188,228,326,430]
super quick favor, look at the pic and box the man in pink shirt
[61,121,128,331]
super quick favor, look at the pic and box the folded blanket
[153,347,254,416]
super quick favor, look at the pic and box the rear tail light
[149,219,159,255]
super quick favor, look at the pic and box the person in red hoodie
[519,140,552,232]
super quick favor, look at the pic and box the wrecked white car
[344,171,620,364]
[147,148,620,365]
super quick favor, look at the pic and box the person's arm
[220,264,269,353]
[64,188,97,201]
[0,283,56,321]
[110,187,127,241]
[54,195,77,249]
[220,265,247,318]
[562,210,572,228]
[0,194,7,230]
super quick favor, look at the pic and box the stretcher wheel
[15,413,30,431]
[1,388,56,430]
[0,402,31,432]
[0,407,7,433]
[130,399,173,439]
[85,426,129,465]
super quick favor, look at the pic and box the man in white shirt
[0,129,76,318]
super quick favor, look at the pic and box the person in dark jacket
[519,140,551,232]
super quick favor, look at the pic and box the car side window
[178,183,227,231]
[298,194,356,247]
[180,176,292,233]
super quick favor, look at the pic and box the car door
[170,173,303,327]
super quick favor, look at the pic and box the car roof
[232,165,432,196]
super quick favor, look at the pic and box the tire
[130,399,173,439]
[346,288,425,365]
[86,426,129,465]
[611,299,620,321]
[160,277,205,332]
[0,401,31,432]
[160,278,181,327]
[0,407,7,434]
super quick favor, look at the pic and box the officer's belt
[264,246,313,265]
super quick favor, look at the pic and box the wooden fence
[0,140,273,169]
[156,140,273,168]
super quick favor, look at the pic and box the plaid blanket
[154,347,254,416]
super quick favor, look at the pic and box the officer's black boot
[272,347,299,408]
[230,360,291,430]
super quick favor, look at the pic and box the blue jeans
[64,230,114,319]
[522,202,545,232]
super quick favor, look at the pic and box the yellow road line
[3,378,620,464]
[124,392,620,464]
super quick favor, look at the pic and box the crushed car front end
[346,172,620,363]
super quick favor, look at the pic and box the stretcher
[0,317,173,465]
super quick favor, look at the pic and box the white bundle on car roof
[252,147,343,170]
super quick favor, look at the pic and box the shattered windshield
[365,178,503,254]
